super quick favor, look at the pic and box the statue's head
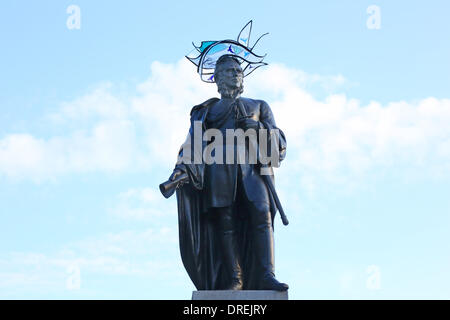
[214,55,244,98]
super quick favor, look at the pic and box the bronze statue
[160,22,289,291]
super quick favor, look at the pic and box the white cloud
[111,187,177,220]
[63,227,178,258]
[0,120,138,181]
[245,64,450,191]
[49,83,129,123]
[1,59,449,188]
[0,227,183,294]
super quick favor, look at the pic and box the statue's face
[216,59,243,89]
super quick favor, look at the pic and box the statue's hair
[214,55,242,79]
[214,55,244,97]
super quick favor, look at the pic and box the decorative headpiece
[186,20,268,83]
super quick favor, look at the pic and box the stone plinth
[192,290,288,300]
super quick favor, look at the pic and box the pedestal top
[192,290,288,300]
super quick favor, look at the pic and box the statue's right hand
[169,169,184,181]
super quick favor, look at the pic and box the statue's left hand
[170,168,184,181]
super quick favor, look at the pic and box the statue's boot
[221,230,243,290]
[253,222,289,291]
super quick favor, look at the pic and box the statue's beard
[216,79,244,99]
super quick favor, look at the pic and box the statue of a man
[162,22,288,291]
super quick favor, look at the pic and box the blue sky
[1,1,449,299]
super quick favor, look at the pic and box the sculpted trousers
[213,199,275,289]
